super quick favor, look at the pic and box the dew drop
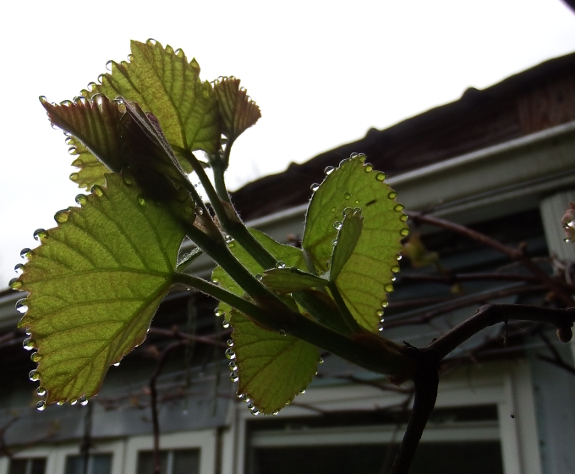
[384,283,394,292]
[80,396,89,406]
[214,309,224,317]
[396,254,403,261]
[272,410,279,416]
[279,329,287,336]
[376,173,386,181]
[339,159,349,167]
[228,361,237,370]
[225,348,236,360]
[69,172,80,182]
[227,339,234,347]
[228,241,235,249]
[319,358,324,364]
[16,298,28,314]
[36,401,46,412]
[236,392,245,400]
[391,265,400,273]
[564,238,572,243]
[14,263,24,275]
[229,372,239,383]
[342,207,353,217]
[324,166,334,175]
[333,221,343,230]
[23,338,36,351]
[394,204,405,212]
[364,163,373,172]
[57,401,64,406]
[29,369,40,382]
[37,387,46,397]
[400,214,409,222]
[91,185,104,197]
[105,60,114,72]
[376,310,384,318]
[349,152,359,159]
[20,248,31,259]
[310,183,320,192]
[388,191,397,200]
[195,206,204,216]
[222,320,230,329]
[212,277,219,284]
[400,228,410,237]
[276,261,286,269]
[33,228,47,241]
[54,210,69,224]
[147,38,157,45]
[70,399,78,406]
[31,352,42,363]
[75,194,87,206]
[138,196,147,207]
[344,192,351,200]
[113,362,120,367]
[255,274,263,281]
[378,326,384,332]
[9,278,22,290]
[381,301,389,308]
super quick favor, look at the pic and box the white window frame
[226,360,541,474]
[124,430,216,474]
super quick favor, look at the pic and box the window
[246,406,504,474]
[136,449,199,474]
[8,458,46,474]
[64,454,112,474]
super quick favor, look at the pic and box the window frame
[124,430,216,474]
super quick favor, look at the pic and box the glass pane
[8,459,46,474]
[172,449,200,474]
[8,459,27,474]
[136,451,168,474]
[91,454,112,474]
[251,442,503,474]
[65,454,112,474]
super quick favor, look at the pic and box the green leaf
[17,173,186,405]
[261,267,328,294]
[214,77,261,142]
[212,230,319,413]
[67,136,108,190]
[329,208,363,281]
[212,229,306,320]
[231,310,320,415]
[43,96,191,197]
[42,95,125,171]
[302,155,407,332]
[85,40,221,163]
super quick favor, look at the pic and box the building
[0,52,574,474]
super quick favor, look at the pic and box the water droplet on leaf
[400,228,410,237]
[29,369,40,381]
[364,163,373,172]
[225,348,236,360]
[37,387,46,397]
[33,229,47,241]
[75,194,87,206]
[388,191,397,200]
[344,192,351,200]
[54,210,69,224]
[276,261,286,269]
[384,283,394,292]
[324,166,334,175]
[394,204,405,212]
[69,172,80,182]
[333,221,342,230]
[91,185,104,197]
[310,183,320,192]
[279,329,287,336]
[20,248,31,259]
[227,339,234,347]
[14,263,24,275]
[9,278,22,290]
[36,401,46,412]
[31,352,42,363]
[16,298,28,314]
[23,338,36,351]
[376,173,386,181]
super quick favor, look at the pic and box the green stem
[172,272,416,379]
[328,281,363,333]
[183,149,277,270]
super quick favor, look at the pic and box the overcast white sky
[1,0,574,286]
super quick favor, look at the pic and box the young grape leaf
[212,229,306,321]
[329,208,363,281]
[212,230,319,413]
[42,96,190,197]
[214,77,261,143]
[302,155,407,332]
[83,40,221,165]
[67,136,108,190]
[231,310,319,415]
[16,173,186,405]
[261,267,328,294]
